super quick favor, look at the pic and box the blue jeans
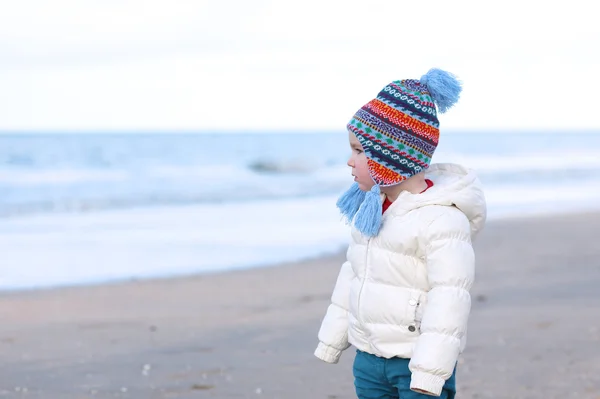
[353,350,456,399]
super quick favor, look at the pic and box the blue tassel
[336,182,365,223]
[420,68,462,113]
[353,184,382,237]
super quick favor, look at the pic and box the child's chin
[357,183,373,192]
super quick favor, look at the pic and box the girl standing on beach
[314,68,487,398]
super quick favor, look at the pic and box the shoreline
[2,207,600,295]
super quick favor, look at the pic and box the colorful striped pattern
[348,79,440,187]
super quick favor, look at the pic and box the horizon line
[1,128,599,135]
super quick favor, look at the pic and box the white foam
[0,169,129,185]
[0,196,350,291]
[2,181,600,291]
[485,182,600,219]
[436,151,600,174]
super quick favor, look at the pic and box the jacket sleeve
[409,208,475,396]
[314,259,354,364]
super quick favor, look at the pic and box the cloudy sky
[0,0,598,132]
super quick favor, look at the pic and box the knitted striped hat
[337,68,462,237]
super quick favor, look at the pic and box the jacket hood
[387,163,487,237]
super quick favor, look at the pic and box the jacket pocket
[407,294,423,333]
[414,301,423,329]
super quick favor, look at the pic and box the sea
[1,131,600,291]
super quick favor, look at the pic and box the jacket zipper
[357,237,371,323]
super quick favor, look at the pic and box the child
[314,68,487,398]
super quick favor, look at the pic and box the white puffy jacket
[314,163,487,396]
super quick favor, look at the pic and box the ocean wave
[247,160,315,174]
[0,163,351,217]
[2,131,600,219]
[3,157,600,219]
[0,169,130,185]
[436,150,600,173]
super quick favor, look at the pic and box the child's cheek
[359,157,369,173]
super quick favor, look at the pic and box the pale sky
[1,0,598,132]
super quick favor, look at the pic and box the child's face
[347,131,375,191]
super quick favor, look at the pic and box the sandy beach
[1,212,599,399]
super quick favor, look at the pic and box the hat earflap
[336,182,365,223]
[353,184,382,238]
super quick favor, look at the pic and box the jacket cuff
[410,371,445,396]
[314,342,342,364]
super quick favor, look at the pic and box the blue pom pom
[353,185,382,237]
[420,68,462,113]
[336,182,365,223]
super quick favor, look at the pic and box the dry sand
[1,212,599,398]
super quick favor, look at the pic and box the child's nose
[347,157,354,167]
